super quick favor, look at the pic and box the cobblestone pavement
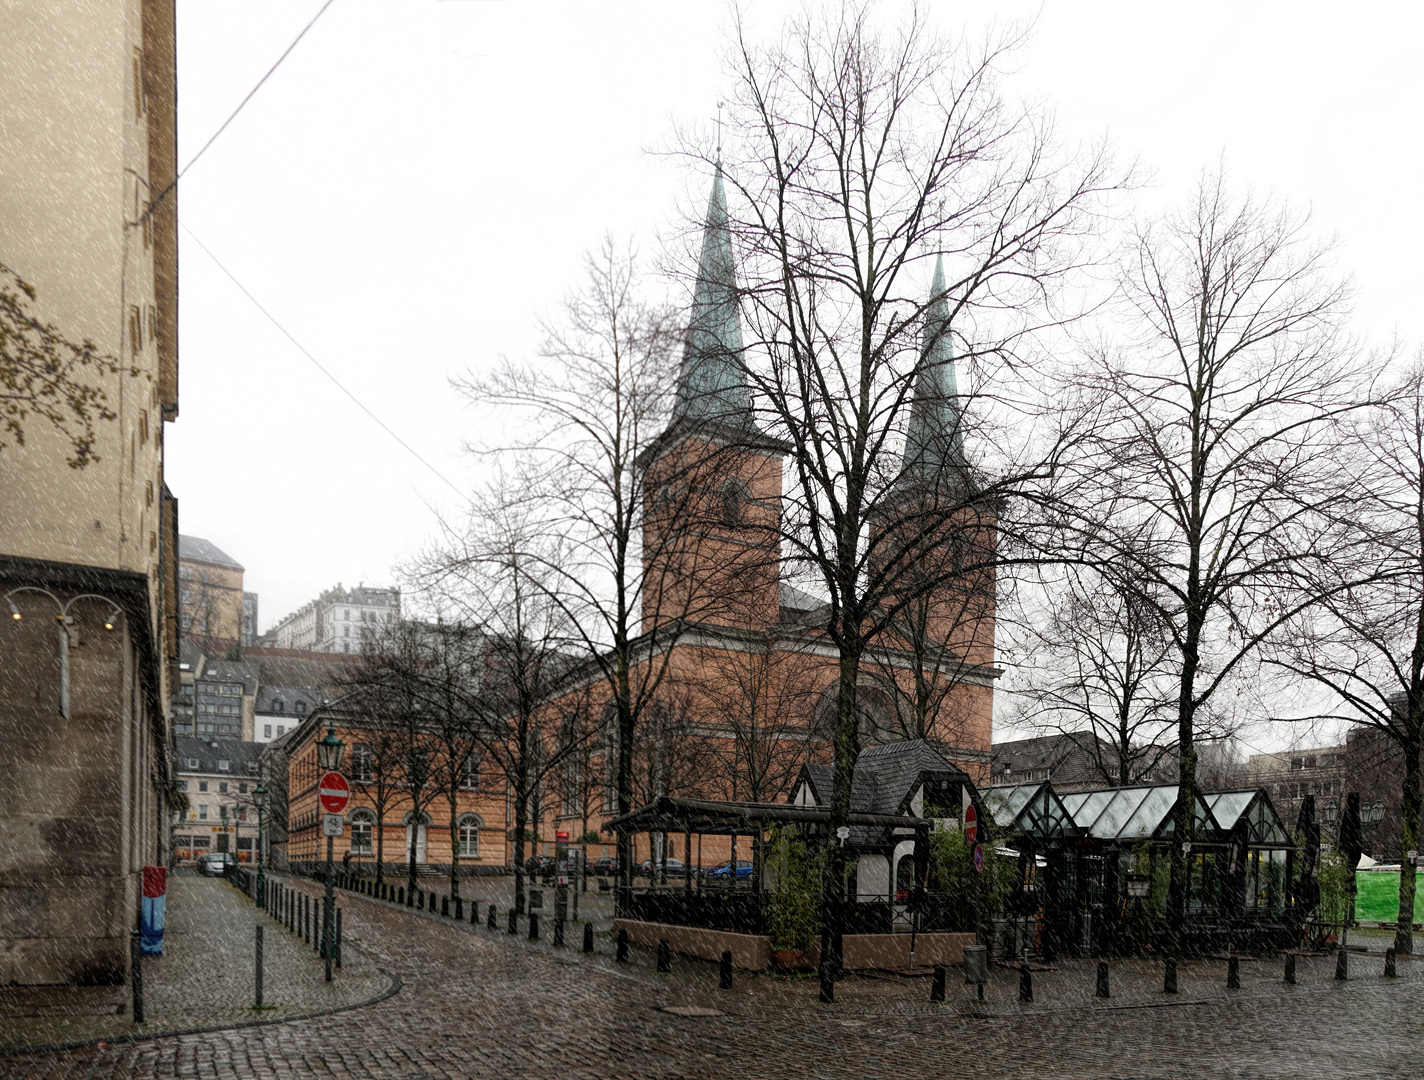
[4,875,1421,1079]
[0,872,391,1055]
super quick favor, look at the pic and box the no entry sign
[319,771,350,814]
[964,803,978,845]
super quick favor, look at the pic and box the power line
[181,223,470,503]
[144,0,339,225]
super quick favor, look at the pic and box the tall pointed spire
[901,255,968,487]
[672,164,757,430]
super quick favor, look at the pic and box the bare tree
[1267,365,1424,954]
[696,639,819,803]
[1069,170,1372,947]
[449,241,755,899]
[1011,560,1180,786]
[1,260,141,467]
[683,3,1119,986]
[337,696,406,887]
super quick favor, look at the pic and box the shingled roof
[178,534,244,570]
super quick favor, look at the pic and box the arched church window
[720,479,750,528]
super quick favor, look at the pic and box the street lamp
[315,723,344,982]
[1323,800,1338,825]
[5,587,123,719]
[253,783,268,908]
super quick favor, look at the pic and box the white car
[198,852,233,876]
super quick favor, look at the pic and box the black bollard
[1285,952,1296,984]
[455,897,463,921]
[1385,947,1397,977]
[529,912,540,941]
[1096,959,1111,998]
[406,887,414,908]
[719,949,733,990]
[1164,956,1177,994]
[616,928,629,962]
[442,896,450,917]
[584,922,595,954]
[930,964,946,1002]
[554,917,564,947]
[304,895,311,945]
[418,891,425,911]
[657,938,671,973]
[1019,962,1033,1003]
[336,908,343,969]
[488,904,497,930]
[1227,955,1240,990]
[255,925,264,1007]
[398,886,405,906]
[1336,948,1349,981]
[508,908,518,935]
[130,930,144,1024]
[819,952,835,1004]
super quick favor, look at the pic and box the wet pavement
[2,872,1420,1078]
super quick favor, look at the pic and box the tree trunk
[1396,728,1421,955]
[375,800,385,886]
[822,646,863,981]
[449,793,461,901]
[1167,620,1201,952]
[407,814,419,900]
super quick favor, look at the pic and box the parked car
[637,858,687,878]
[523,854,556,880]
[198,852,233,876]
[588,856,620,877]
[706,859,753,881]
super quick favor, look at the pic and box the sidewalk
[0,871,394,1055]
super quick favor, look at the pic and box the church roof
[898,256,969,490]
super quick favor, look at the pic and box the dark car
[523,855,556,880]
[588,856,620,877]
[637,858,687,878]
[707,859,753,881]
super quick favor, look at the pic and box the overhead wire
[181,223,470,503]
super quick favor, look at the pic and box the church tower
[640,166,788,635]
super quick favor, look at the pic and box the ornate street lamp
[253,783,268,907]
[5,587,123,719]
[315,722,344,982]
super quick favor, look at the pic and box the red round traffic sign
[319,771,350,814]
[964,803,978,845]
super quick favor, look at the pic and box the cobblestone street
[3,874,1420,1078]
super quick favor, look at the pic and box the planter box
[614,919,774,970]
[613,919,976,972]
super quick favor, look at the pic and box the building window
[277,725,285,736]
[458,816,480,858]
[180,615,192,629]
[180,588,191,604]
[198,780,208,793]
[459,754,480,790]
[187,757,198,768]
[198,805,208,820]
[264,724,272,738]
[350,812,374,855]
[238,783,247,794]
[562,760,581,817]
[218,760,229,771]
[296,700,306,715]
[351,745,374,783]
[218,782,228,794]
[273,699,283,713]
[344,609,350,620]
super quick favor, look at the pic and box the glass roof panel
[985,784,1036,827]
[1117,787,1177,840]
[1208,791,1254,830]
[1065,789,1116,832]
[1090,788,1155,838]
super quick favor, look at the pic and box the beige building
[267,583,401,655]
[0,1,179,984]
[177,535,246,647]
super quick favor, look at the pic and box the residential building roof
[174,736,263,776]
[178,534,244,570]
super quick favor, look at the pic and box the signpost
[554,830,569,945]
[322,814,344,837]
[972,844,985,873]
[319,772,350,815]
[964,804,977,845]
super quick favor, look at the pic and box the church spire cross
[900,254,968,488]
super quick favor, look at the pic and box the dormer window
[217,760,230,771]
[273,699,283,714]
[296,700,306,715]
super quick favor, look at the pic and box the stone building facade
[0,0,179,985]
[177,534,246,647]
[266,584,400,655]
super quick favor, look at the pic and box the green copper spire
[672,164,756,429]
[901,255,968,486]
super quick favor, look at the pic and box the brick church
[535,166,998,856]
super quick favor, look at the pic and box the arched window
[720,479,751,528]
[457,814,482,858]
[349,810,375,855]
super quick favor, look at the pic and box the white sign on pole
[322,813,344,837]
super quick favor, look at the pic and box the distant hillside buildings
[265,583,400,654]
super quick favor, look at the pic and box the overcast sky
[170,0,1424,703]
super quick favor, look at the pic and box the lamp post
[316,723,345,983]
[253,783,267,908]
[5,587,123,718]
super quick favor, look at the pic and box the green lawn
[1354,872,1424,922]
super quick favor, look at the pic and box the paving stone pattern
[3,873,1421,1079]
[0,872,390,1055]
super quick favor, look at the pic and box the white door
[405,822,428,863]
